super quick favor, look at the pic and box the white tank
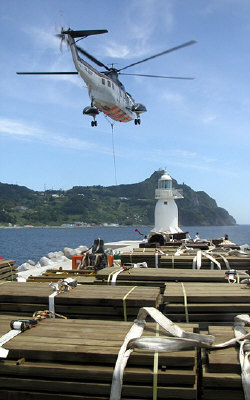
[154,171,183,233]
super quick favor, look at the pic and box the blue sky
[0,0,249,223]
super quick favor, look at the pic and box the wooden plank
[0,377,197,399]
[202,389,244,400]
[202,365,242,388]
[0,391,149,400]
[163,282,250,303]
[0,360,196,385]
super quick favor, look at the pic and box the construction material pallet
[0,260,17,281]
[163,282,250,327]
[161,255,250,270]
[0,282,161,321]
[202,325,247,399]
[27,268,97,284]
[121,252,250,270]
[0,315,199,399]
[96,266,231,287]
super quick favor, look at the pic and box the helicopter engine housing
[131,103,147,114]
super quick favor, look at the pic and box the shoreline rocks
[17,245,88,279]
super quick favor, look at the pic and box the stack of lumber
[121,249,250,270]
[121,249,162,267]
[0,282,161,321]
[0,315,199,400]
[0,260,17,281]
[161,254,250,270]
[163,282,250,326]
[27,269,96,284]
[202,325,247,399]
[95,266,231,292]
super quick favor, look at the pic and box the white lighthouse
[153,170,183,233]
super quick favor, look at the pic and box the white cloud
[0,117,111,153]
[201,114,217,124]
[161,91,185,104]
[101,0,174,61]
[0,118,43,138]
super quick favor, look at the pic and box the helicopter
[17,29,196,127]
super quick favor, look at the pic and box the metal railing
[155,188,183,199]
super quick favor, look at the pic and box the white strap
[49,292,58,317]
[196,250,202,269]
[155,252,159,268]
[0,329,22,358]
[201,251,221,269]
[110,307,214,400]
[111,268,124,285]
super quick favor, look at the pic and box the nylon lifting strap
[111,268,124,286]
[181,282,189,323]
[0,319,37,359]
[110,308,250,400]
[153,323,159,400]
[109,307,215,400]
[49,278,77,317]
[123,286,137,322]
[107,268,123,284]
[10,263,14,281]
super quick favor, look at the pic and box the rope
[123,286,137,322]
[33,310,67,321]
[181,282,189,323]
[7,263,14,281]
[111,123,118,186]
[104,115,117,186]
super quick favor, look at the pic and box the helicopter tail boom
[62,29,108,38]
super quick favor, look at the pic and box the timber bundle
[96,266,230,290]
[202,324,250,400]
[0,282,161,321]
[0,260,17,281]
[0,315,199,400]
[120,247,250,269]
[163,281,250,325]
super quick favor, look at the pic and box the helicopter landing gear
[134,118,141,125]
[91,120,98,127]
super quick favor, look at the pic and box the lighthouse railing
[155,188,183,199]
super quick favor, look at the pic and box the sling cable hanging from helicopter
[105,115,117,186]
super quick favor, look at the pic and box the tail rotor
[55,25,69,52]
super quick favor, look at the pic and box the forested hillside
[0,171,236,226]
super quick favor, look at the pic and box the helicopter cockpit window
[102,79,105,85]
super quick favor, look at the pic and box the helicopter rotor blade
[118,40,197,72]
[76,45,110,71]
[119,72,194,79]
[16,72,78,75]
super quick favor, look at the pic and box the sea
[0,225,249,267]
